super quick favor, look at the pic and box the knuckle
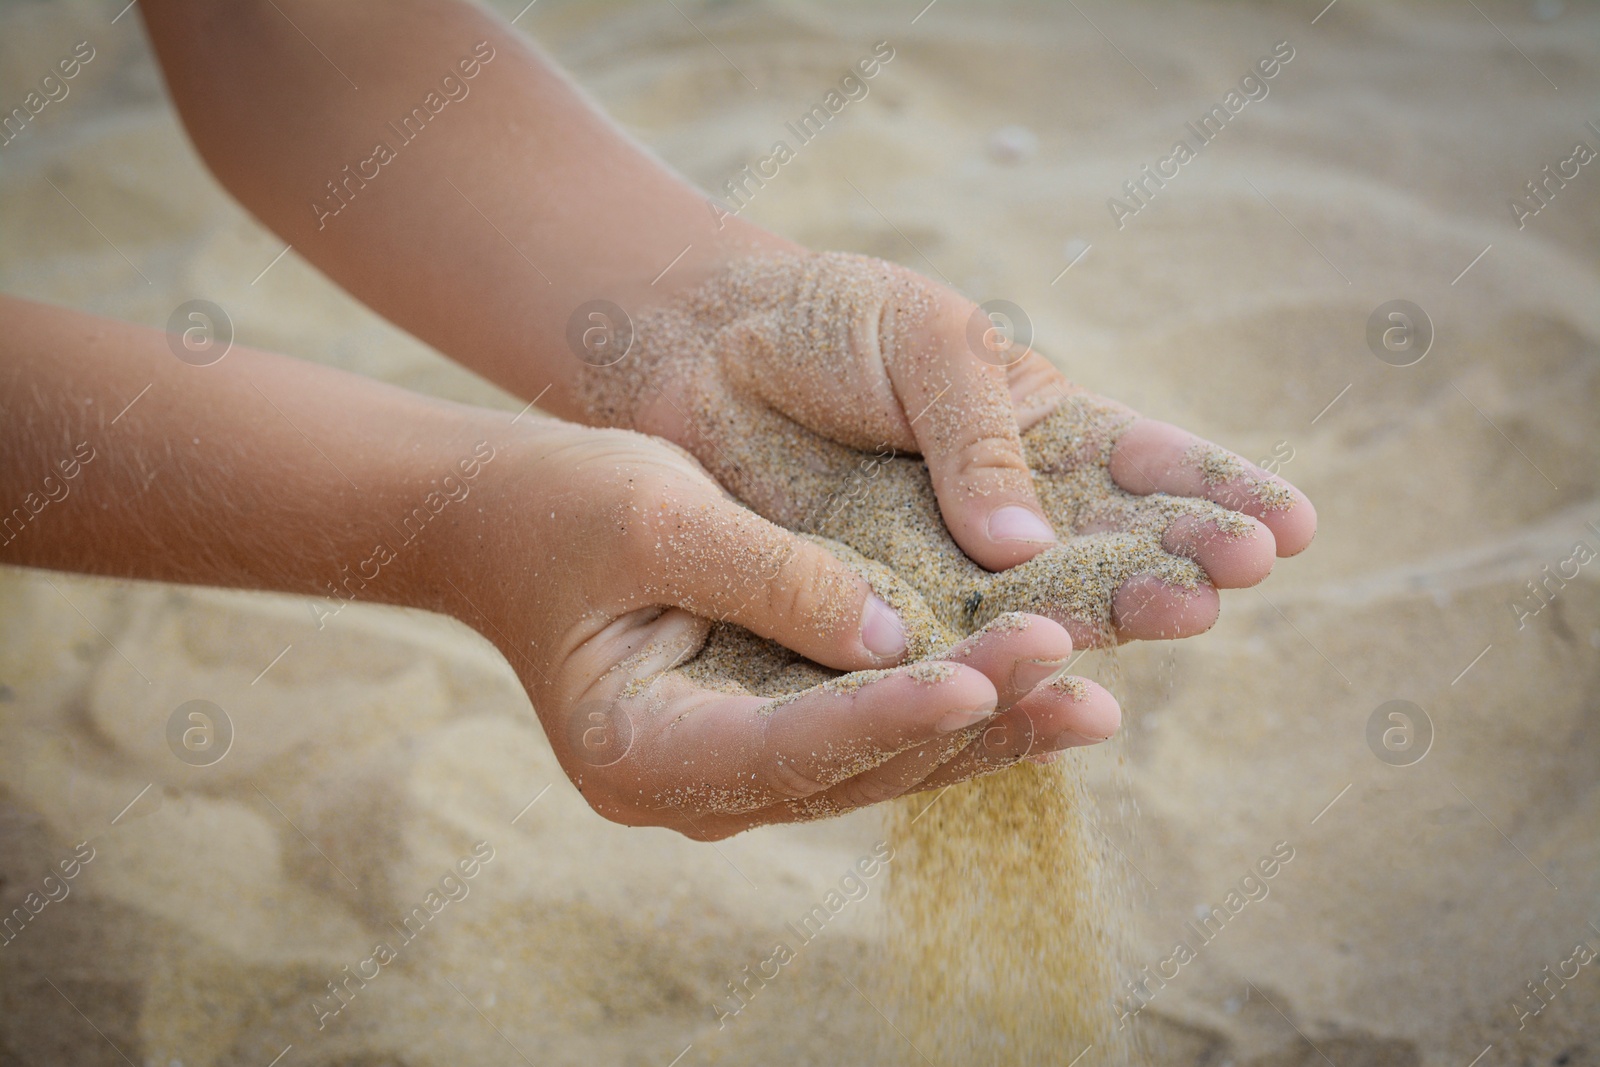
[875,265,961,357]
[832,771,905,810]
[953,434,1032,482]
[1147,497,1245,557]
[1005,350,1065,390]
[763,543,834,630]
[763,754,826,800]
[1167,496,1236,530]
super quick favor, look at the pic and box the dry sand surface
[2,1,1598,1064]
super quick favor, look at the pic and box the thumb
[881,275,1058,572]
[636,484,909,672]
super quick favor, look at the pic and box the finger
[1162,510,1276,589]
[640,661,1000,820]
[773,613,1073,810]
[673,674,1121,836]
[940,612,1075,708]
[980,533,1221,649]
[754,616,1086,816]
[1006,573,1218,649]
[1107,419,1317,556]
[898,675,1120,793]
[1112,574,1219,643]
[1073,496,1278,590]
[789,723,979,814]
[552,604,710,710]
[1005,349,1079,432]
[543,607,710,809]
[880,278,1058,572]
[634,484,912,671]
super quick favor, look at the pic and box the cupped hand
[582,251,1316,646]
[432,419,1116,839]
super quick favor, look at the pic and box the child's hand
[433,421,1118,839]
[588,252,1317,646]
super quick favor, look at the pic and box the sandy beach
[2,1,1597,1064]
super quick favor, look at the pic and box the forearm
[0,294,508,617]
[138,0,794,418]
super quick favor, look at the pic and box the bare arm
[137,0,792,418]
[0,293,492,607]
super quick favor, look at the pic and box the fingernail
[937,704,996,733]
[861,595,907,659]
[1044,676,1120,745]
[1049,729,1112,749]
[1010,656,1071,694]
[987,505,1056,544]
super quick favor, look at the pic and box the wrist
[362,406,529,622]
[400,411,581,634]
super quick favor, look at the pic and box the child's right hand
[427,419,1118,839]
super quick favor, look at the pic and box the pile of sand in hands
[584,253,1287,1059]
[583,252,1278,734]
